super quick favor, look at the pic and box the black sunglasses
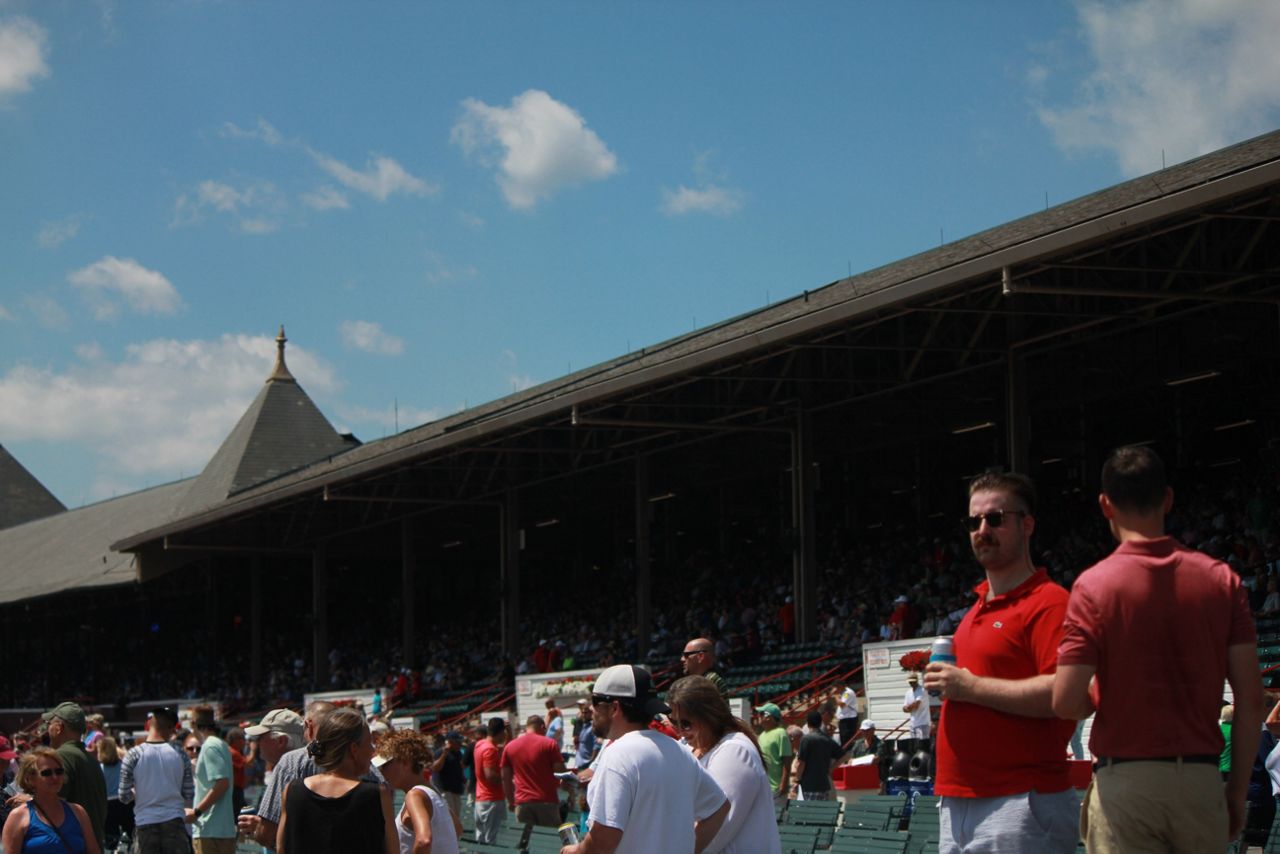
[680,650,705,658]
[964,509,1026,532]
[673,718,695,731]
[590,695,616,707]
[39,768,65,778]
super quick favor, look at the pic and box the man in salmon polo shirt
[473,717,509,844]
[501,714,568,827]
[1053,446,1261,851]
[924,471,1078,853]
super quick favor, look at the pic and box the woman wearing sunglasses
[373,729,463,854]
[666,676,781,854]
[1,746,101,853]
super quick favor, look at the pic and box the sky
[3,1,1280,508]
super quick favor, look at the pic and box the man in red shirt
[500,715,567,827]
[924,472,1078,853]
[472,717,509,843]
[1054,446,1261,851]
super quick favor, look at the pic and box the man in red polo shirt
[924,472,1078,853]
[501,714,567,827]
[1053,446,1261,851]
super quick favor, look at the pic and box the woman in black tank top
[276,708,397,854]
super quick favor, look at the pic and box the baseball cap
[42,702,86,731]
[754,702,783,721]
[244,708,305,737]
[371,754,392,769]
[0,735,16,760]
[446,731,462,741]
[592,664,669,717]
[907,672,919,682]
[860,720,876,731]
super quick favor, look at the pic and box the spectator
[95,737,133,849]
[276,708,395,854]
[1,746,100,854]
[187,706,235,854]
[500,716,566,827]
[753,704,791,807]
[472,718,508,844]
[835,680,860,749]
[375,729,462,854]
[795,711,844,801]
[119,706,193,854]
[430,731,466,823]
[41,702,107,850]
[223,727,247,814]
[666,675,782,854]
[681,638,729,698]
[902,673,930,739]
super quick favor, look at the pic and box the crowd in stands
[3,471,1279,717]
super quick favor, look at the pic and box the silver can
[557,822,580,845]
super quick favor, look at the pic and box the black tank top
[281,778,385,854]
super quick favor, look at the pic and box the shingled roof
[0,444,66,531]
[174,327,356,518]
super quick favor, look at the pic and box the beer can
[558,822,580,844]
[928,636,955,697]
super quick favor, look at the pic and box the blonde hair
[96,736,122,765]
[306,707,367,771]
[17,746,62,792]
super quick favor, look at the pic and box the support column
[1006,354,1029,473]
[791,411,817,644]
[312,546,329,689]
[501,490,521,660]
[204,558,218,666]
[635,455,652,661]
[250,556,263,687]
[402,519,417,670]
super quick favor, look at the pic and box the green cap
[42,701,87,732]
[754,702,782,721]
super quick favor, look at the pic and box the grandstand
[1,127,1280,738]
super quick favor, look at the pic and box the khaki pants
[515,801,561,826]
[1082,760,1225,853]
[192,839,237,854]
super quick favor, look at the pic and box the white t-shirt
[587,729,726,854]
[397,785,459,854]
[904,686,931,729]
[698,733,782,854]
[836,688,858,721]
[120,741,189,827]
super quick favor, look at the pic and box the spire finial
[268,324,296,383]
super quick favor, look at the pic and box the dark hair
[665,676,762,759]
[806,710,823,729]
[968,471,1037,516]
[151,707,177,732]
[487,717,507,735]
[191,704,217,732]
[306,707,367,771]
[1101,446,1167,513]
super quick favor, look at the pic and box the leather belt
[1092,754,1218,771]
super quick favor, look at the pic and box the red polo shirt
[934,569,1075,797]
[1058,537,1255,759]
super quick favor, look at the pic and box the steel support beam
[401,518,416,670]
[250,556,262,687]
[791,411,817,643]
[635,455,652,660]
[312,546,329,689]
[501,489,521,659]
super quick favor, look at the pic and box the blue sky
[3,1,1280,507]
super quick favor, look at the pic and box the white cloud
[37,215,82,248]
[301,185,350,211]
[220,117,284,146]
[452,89,618,209]
[661,185,744,216]
[68,256,181,319]
[0,304,12,321]
[424,249,477,286]
[0,333,341,490]
[0,16,49,97]
[1039,0,1280,175]
[173,180,286,232]
[309,150,435,201]
[340,320,405,356]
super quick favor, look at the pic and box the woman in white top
[667,676,782,854]
[373,729,463,854]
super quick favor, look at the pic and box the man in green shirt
[754,702,792,805]
[43,701,107,849]
[187,705,236,853]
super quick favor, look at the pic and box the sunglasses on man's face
[39,767,65,778]
[963,509,1026,532]
[680,650,705,658]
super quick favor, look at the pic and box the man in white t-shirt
[902,674,931,739]
[561,664,728,854]
[835,681,860,750]
[118,706,194,854]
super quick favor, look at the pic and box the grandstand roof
[0,329,359,601]
[0,444,65,531]
[113,127,1280,554]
